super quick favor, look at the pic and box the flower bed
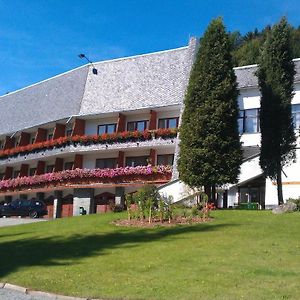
[0,128,177,159]
[0,165,172,193]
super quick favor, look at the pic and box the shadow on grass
[0,222,235,278]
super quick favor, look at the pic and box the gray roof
[234,59,300,89]
[243,146,260,161]
[234,65,258,88]
[1,37,300,136]
[0,40,196,136]
[79,47,192,115]
[0,66,89,136]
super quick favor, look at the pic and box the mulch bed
[113,217,212,228]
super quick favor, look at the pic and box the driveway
[0,218,47,228]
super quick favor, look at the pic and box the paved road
[0,218,47,227]
[0,288,54,300]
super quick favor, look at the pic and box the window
[158,117,179,129]
[48,133,53,140]
[29,168,36,176]
[157,154,174,166]
[13,170,20,179]
[46,165,54,173]
[95,158,117,169]
[64,162,74,170]
[97,124,117,135]
[238,109,260,134]
[31,137,35,144]
[0,173,4,180]
[292,104,300,129]
[125,156,148,167]
[127,120,148,132]
[66,129,73,137]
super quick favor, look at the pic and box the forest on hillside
[230,25,300,66]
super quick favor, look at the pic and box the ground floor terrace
[0,184,167,219]
[0,164,172,218]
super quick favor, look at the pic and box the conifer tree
[257,17,296,205]
[178,18,242,199]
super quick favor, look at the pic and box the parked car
[0,199,48,218]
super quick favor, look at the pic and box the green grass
[0,211,300,300]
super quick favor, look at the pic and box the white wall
[237,155,262,184]
[238,88,260,110]
[240,133,260,147]
[265,148,300,207]
[85,116,118,135]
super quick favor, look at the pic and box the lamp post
[78,54,98,75]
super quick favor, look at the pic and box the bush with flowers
[0,165,172,192]
[0,129,177,160]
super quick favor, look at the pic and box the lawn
[0,210,299,300]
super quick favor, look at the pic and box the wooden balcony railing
[0,129,178,160]
[0,165,172,194]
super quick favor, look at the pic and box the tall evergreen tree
[257,17,296,205]
[178,18,242,199]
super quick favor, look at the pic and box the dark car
[0,199,48,218]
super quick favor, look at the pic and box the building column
[19,132,30,147]
[53,191,62,218]
[35,128,47,143]
[20,164,29,177]
[53,123,66,139]
[73,188,94,216]
[115,187,125,206]
[116,113,126,132]
[54,158,64,172]
[36,161,46,175]
[4,136,15,150]
[149,110,157,130]
[4,167,13,180]
[149,149,156,166]
[72,118,85,136]
[73,154,83,169]
[117,151,125,167]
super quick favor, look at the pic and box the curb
[3,283,27,293]
[0,282,97,299]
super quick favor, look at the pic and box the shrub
[287,197,300,211]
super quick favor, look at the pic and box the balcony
[0,129,178,164]
[0,165,172,195]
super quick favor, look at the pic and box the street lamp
[78,54,98,75]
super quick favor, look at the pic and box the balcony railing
[0,165,172,194]
[0,129,178,160]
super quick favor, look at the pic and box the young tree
[257,17,296,205]
[178,18,242,201]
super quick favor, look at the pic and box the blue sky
[1,0,300,95]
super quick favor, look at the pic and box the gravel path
[0,218,47,227]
